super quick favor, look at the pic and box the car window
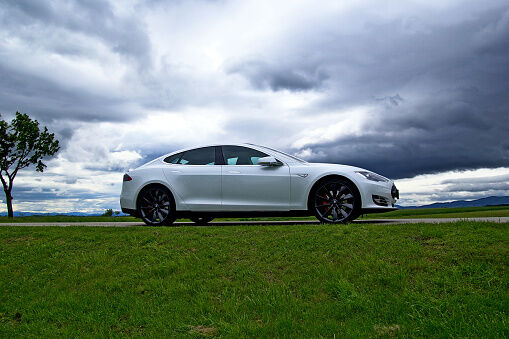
[178,147,216,165]
[222,146,268,165]
[163,153,182,164]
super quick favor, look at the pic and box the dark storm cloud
[303,83,509,178]
[227,60,329,91]
[229,3,509,179]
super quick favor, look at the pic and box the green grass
[0,222,507,337]
[0,215,139,223]
[360,205,509,219]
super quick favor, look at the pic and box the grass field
[0,215,139,223]
[1,221,507,337]
[360,205,509,219]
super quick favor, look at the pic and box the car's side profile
[120,143,399,225]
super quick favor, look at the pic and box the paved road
[0,217,507,227]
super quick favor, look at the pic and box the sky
[0,0,508,213]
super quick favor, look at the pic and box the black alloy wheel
[138,186,176,226]
[189,216,214,225]
[312,179,359,223]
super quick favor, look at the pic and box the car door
[162,146,222,211]
[220,145,290,211]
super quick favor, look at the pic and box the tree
[0,112,60,218]
[102,209,113,217]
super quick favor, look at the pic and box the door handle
[227,170,241,174]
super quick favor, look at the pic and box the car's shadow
[173,219,396,226]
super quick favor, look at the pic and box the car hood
[306,162,367,172]
[305,162,391,181]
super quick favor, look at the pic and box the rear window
[163,153,182,164]
[178,147,216,165]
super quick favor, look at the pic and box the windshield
[251,144,308,163]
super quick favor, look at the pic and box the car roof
[151,143,306,165]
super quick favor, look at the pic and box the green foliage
[101,209,114,217]
[0,112,60,217]
[0,112,60,174]
[0,222,507,337]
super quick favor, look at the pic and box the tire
[311,178,361,223]
[189,216,214,225]
[138,185,176,226]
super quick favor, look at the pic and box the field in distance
[0,205,508,223]
[0,221,506,337]
[360,205,509,219]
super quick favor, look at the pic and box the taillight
[123,174,132,182]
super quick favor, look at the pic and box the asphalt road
[0,217,508,227]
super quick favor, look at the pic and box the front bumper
[362,184,398,215]
[358,178,399,211]
[391,184,399,199]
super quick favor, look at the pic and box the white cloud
[395,167,509,206]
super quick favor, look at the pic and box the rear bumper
[122,208,139,217]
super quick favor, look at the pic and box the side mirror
[258,156,282,166]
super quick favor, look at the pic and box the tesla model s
[120,143,399,225]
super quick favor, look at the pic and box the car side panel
[288,164,395,210]
[221,164,291,211]
[162,164,222,211]
[120,167,189,211]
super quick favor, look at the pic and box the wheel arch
[136,182,177,215]
[306,174,362,212]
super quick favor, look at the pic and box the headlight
[356,171,389,182]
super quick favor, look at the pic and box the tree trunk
[5,190,13,218]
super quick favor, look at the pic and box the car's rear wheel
[312,178,360,223]
[138,186,176,226]
[189,216,214,225]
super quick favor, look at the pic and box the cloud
[442,174,509,184]
[1,0,151,64]
[443,183,509,192]
[439,173,509,193]
[394,167,509,206]
[227,60,329,91]
[273,3,509,179]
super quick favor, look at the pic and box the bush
[102,209,113,217]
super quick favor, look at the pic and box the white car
[120,143,399,225]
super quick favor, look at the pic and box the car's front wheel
[311,178,360,223]
[138,185,176,226]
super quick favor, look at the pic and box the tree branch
[0,170,9,193]
[10,147,27,182]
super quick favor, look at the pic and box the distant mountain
[397,196,509,209]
